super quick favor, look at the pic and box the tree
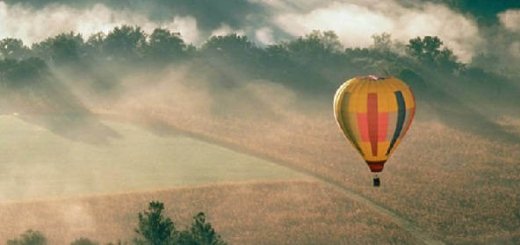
[285,30,343,61]
[0,38,30,60]
[185,212,226,245]
[406,36,443,63]
[199,33,262,81]
[135,201,177,245]
[201,34,258,60]
[0,57,48,87]
[371,33,393,53]
[133,202,227,245]
[145,28,187,62]
[6,230,47,245]
[70,238,99,245]
[85,32,106,59]
[31,32,85,65]
[405,36,461,71]
[103,25,147,62]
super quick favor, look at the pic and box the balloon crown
[367,75,387,80]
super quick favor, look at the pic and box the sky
[0,0,519,63]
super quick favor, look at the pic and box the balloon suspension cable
[373,174,381,187]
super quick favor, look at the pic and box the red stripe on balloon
[367,93,378,156]
[357,113,369,141]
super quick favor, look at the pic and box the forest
[1,25,518,141]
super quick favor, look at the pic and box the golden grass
[0,116,304,202]
[90,79,520,244]
[0,180,418,245]
[3,71,518,244]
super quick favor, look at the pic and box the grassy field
[0,180,419,245]
[0,115,304,202]
[1,72,518,244]
[93,77,519,244]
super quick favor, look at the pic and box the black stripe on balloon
[386,91,406,156]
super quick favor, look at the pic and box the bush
[70,237,99,245]
[6,230,47,245]
[134,201,227,245]
[135,201,177,245]
[179,212,226,245]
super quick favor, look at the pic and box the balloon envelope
[333,75,415,172]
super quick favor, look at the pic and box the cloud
[269,0,482,62]
[255,27,275,45]
[210,24,245,37]
[0,2,200,44]
[275,2,392,47]
[162,16,200,44]
[0,0,500,62]
[498,9,520,33]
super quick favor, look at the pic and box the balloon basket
[373,175,381,187]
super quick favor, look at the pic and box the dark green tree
[285,30,343,64]
[406,36,461,71]
[263,30,345,92]
[31,32,85,64]
[6,230,47,245]
[199,33,262,82]
[201,34,258,61]
[70,237,98,245]
[0,57,48,87]
[144,28,187,62]
[84,32,106,59]
[135,201,177,245]
[186,212,226,245]
[103,25,147,61]
[0,38,30,60]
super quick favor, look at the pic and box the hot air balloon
[333,75,415,187]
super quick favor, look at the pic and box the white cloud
[498,9,520,32]
[0,0,487,61]
[275,3,392,47]
[271,0,482,62]
[248,0,325,12]
[0,2,200,44]
[210,24,245,37]
[255,27,275,44]
[162,16,200,44]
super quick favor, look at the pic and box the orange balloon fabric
[334,75,416,172]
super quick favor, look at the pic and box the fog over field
[0,0,519,244]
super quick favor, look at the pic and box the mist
[2,0,517,63]
[0,1,519,244]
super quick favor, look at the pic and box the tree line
[0,25,517,139]
[6,201,226,245]
[0,25,492,94]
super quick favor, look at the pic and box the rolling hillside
[0,115,305,202]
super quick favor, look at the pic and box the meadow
[0,180,421,244]
[0,115,304,202]
[0,26,518,244]
[88,71,519,244]
[1,69,518,244]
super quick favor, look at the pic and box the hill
[0,180,420,244]
[0,115,304,201]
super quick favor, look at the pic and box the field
[0,115,304,202]
[87,73,520,244]
[0,71,518,244]
[0,180,420,244]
